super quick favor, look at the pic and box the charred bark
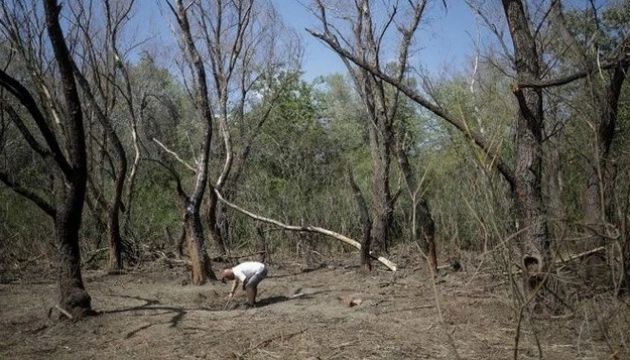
[168,0,216,284]
[204,185,228,255]
[44,0,93,318]
[184,203,215,284]
[368,112,394,255]
[177,214,187,257]
[53,168,92,318]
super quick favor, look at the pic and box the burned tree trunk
[0,1,94,314]
[106,184,125,272]
[168,0,217,284]
[184,202,215,284]
[205,186,228,256]
[44,0,92,318]
[53,168,92,318]
[368,110,395,255]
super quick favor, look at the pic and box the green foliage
[563,1,630,53]
[130,176,181,242]
[129,56,194,155]
[0,187,53,259]
[242,73,354,222]
[407,68,516,251]
[2,0,630,280]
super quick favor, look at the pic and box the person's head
[221,268,235,283]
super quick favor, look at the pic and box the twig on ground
[50,305,73,320]
[235,328,308,358]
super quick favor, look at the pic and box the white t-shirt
[232,261,266,282]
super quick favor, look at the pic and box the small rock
[338,295,363,307]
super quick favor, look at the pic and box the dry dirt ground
[0,255,623,360]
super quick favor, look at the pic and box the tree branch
[0,69,71,175]
[172,0,213,208]
[145,158,189,201]
[307,29,516,189]
[1,104,51,157]
[213,188,397,271]
[44,0,86,172]
[517,58,628,89]
[152,137,196,173]
[0,171,55,217]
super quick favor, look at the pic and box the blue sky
[136,1,479,82]
[270,1,478,81]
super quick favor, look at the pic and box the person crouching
[221,261,268,307]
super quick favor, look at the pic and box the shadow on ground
[257,295,290,307]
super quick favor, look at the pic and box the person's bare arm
[228,279,239,299]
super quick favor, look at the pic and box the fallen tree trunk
[214,189,397,271]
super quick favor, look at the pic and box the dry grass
[0,251,627,359]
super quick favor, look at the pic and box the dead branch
[559,246,606,263]
[214,188,398,271]
[53,305,74,320]
[16,253,46,269]
[223,296,233,311]
[152,137,196,173]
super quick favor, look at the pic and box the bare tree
[69,0,139,272]
[196,0,302,257]
[497,0,551,299]
[165,0,217,284]
[197,0,261,256]
[310,0,436,263]
[162,0,296,281]
[0,0,92,318]
[161,0,302,261]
